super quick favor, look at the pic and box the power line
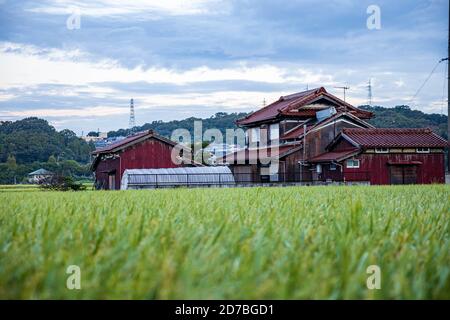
[441,59,448,116]
[410,58,448,106]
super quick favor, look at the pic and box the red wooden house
[309,128,448,184]
[218,87,374,182]
[91,130,193,190]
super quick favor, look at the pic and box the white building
[28,168,54,184]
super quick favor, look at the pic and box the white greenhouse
[120,166,235,189]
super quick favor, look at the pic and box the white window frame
[329,163,337,171]
[346,159,360,169]
[375,148,389,153]
[269,123,279,140]
[416,147,430,153]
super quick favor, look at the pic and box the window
[251,127,260,143]
[316,164,322,174]
[346,159,360,168]
[269,123,279,140]
[416,147,430,153]
[375,148,389,153]
[330,163,337,171]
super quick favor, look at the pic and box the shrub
[39,174,86,191]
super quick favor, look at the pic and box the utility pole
[299,124,308,183]
[448,3,450,173]
[335,86,350,113]
[335,86,350,102]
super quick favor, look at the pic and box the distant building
[28,168,54,184]
[81,132,127,150]
[93,136,126,149]
[82,132,108,143]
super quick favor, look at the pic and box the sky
[0,0,448,134]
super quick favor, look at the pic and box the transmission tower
[367,79,373,106]
[129,98,135,129]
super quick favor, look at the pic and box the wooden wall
[305,121,361,158]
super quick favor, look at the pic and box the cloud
[0,0,448,133]
[26,0,230,18]
[394,80,405,88]
[0,42,336,88]
[3,105,127,117]
[0,90,289,118]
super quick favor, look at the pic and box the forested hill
[108,112,249,138]
[0,117,94,164]
[360,105,447,139]
[108,106,448,140]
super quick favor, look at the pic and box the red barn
[92,130,191,190]
[309,128,448,185]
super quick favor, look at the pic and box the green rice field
[0,185,449,299]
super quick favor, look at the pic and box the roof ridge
[281,87,324,100]
[343,127,433,133]
[339,127,447,148]
[236,96,284,122]
[236,88,325,125]
[92,129,176,155]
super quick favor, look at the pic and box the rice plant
[0,185,449,299]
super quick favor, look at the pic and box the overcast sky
[0,0,448,134]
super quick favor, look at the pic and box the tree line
[0,118,94,184]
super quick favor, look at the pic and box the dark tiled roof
[237,88,322,125]
[342,128,448,148]
[236,87,372,125]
